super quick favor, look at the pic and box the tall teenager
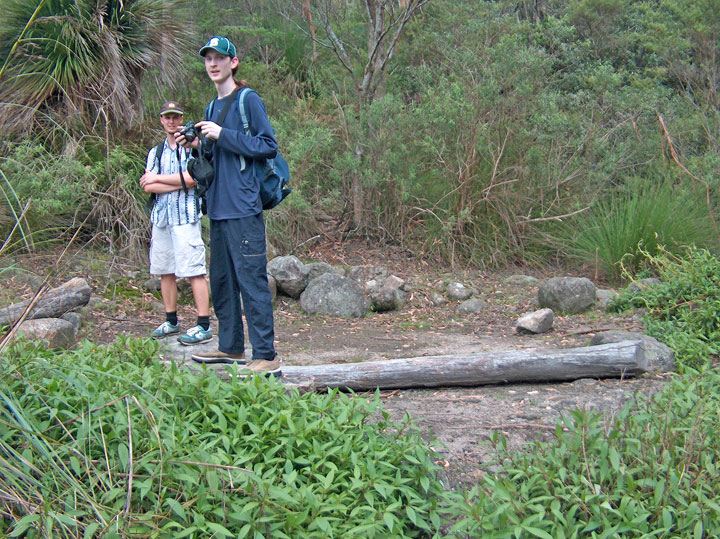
[179,36,281,377]
[140,101,212,345]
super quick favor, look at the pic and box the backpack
[207,87,291,210]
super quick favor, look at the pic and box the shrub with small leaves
[0,336,446,538]
[445,369,720,537]
[609,245,720,370]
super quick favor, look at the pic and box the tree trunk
[0,278,91,326]
[280,340,647,392]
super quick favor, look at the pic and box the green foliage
[0,336,446,537]
[0,141,95,243]
[610,245,720,370]
[446,371,720,536]
[5,0,720,265]
[0,0,190,136]
[547,179,719,281]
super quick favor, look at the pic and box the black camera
[178,121,198,143]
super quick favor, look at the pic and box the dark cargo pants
[209,214,276,360]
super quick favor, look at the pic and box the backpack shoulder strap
[154,142,165,173]
[205,100,215,121]
[237,87,253,135]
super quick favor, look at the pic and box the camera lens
[180,122,196,143]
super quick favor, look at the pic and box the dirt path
[155,293,668,490]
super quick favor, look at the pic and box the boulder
[305,262,338,283]
[347,265,390,292]
[267,255,309,299]
[14,318,76,349]
[538,277,596,314]
[0,277,92,326]
[300,273,371,318]
[457,298,485,314]
[447,282,475,301]
[590,330,675,372]
[595,289,619,311]
[369,275,407,312]
[516,308,554,334]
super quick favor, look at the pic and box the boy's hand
[139,171,156,188]
[175,132,200,148]
[195,121,222,141]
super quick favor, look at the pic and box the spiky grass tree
[0,0,189,136]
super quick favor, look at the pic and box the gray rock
[14,318,76,349]
[369,276,407,312]
[61,312,82,333]
[305,262,337,283]
[348,265,390,292]
[429,291,447,306]
[590,330,675,372]
[144,276,162,292]
[538,277,596,314]
[447,282,475,301]
[516,308,554,334]
[503,275,541,287]
[267,255,309,299]
[628,278,662,293]
[0,277,91,326]
[595,289,619,311]
[268,274,277,302]
[457,298,485,314]
[300,273,370,318]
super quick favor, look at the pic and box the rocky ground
[1,242,671,490]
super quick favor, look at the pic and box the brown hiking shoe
[190,350,246,365]
[237,356,282,378]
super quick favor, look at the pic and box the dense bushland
[0,0,718,273]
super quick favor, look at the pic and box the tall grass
[547,179,719,281]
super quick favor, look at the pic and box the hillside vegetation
[0,0,718,274]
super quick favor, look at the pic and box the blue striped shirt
[145,141,201,226]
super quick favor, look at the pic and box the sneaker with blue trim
[178,325,213,346]
[150,321,179,339]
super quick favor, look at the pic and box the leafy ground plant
[610,245,720,370]
[444,369,720,537]
[0,336,446,538]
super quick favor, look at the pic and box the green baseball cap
[199,36,237,57]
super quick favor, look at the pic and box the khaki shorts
[149,222,207,278]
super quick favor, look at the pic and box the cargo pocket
[240,235,267,259]
[185,238,207,276]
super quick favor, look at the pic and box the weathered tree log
[280,340,647,392]
[0,278,91,326]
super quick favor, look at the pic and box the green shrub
[0,142,96,235]
[609,245,720,370]
[445,370,720,537]
[0,337,445,537]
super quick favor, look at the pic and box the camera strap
[204,88,239,157]
[177,145,189,194]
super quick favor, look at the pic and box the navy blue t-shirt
[205,89,278,220]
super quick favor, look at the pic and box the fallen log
[0,278,91,326]
[280,340,647,392]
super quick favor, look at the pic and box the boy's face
[160,113,183,135]
[204,50,238,84]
